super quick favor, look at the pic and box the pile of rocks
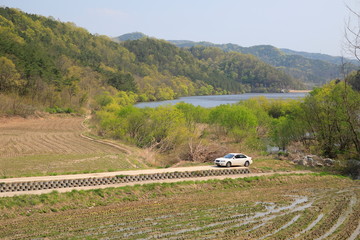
[292,155,336,167]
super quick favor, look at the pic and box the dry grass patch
[0,116,150,177]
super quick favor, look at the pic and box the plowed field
[0,116,147,177]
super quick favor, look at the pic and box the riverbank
[288,89,312,93]
[135,92,308,108]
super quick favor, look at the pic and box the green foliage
[265,80,360,160]
[208,104,258,131]
[123,38,302,93]
[175,102,209,128]
[171,40,353,87]
[0,56,23,92]
[98,104,190,150]
[95,93,113,107]
[107,72,137,92]
[345,70,360,91]
[96,97,289,154]
[270,115,305,150]
[0,7,137,113]
[299,81,360,157]
[45,106,74,114]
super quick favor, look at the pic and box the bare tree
[344,4,360,62]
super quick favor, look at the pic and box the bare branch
[346,4,360,18]
[344,4,360,62]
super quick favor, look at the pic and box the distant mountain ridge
[115,33,357,86]
[167,40,356,86]
[280,48,358,65]
[169,39,357,65]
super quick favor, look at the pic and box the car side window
[235,155,241,158]
[239,155,246,158]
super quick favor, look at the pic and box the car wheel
[226,162,231,168]
[244,161,250,167]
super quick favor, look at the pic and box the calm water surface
[135,92,308,108]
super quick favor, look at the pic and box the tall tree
[0,56,22,92]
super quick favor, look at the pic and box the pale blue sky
[1,0,359,56]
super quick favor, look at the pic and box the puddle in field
[83,195,319,240]
[244,198,312,233]
[79,195,314,240]
[132,195,312,240]
[251,196,308,219]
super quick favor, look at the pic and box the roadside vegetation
[94,79,360,177]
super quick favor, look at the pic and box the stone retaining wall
[0,168,250,193]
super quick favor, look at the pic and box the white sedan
[214,153,252,167]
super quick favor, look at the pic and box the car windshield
[224,154,234,159]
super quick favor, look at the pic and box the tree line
[94,78,360,176]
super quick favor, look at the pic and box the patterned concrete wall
[0,168,250,193]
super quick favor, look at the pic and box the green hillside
[0,8,302,115]
[122,38,302,93]
[167,39,356,86]
[280,48,359,65]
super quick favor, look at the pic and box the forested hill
[280,48,359,65]
[0,7,302,114]
[166,39,357,86]
[121,38,302,93]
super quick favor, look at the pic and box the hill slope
[280,48,359,65]
[122,38,303,92]
[0,8,302,115]
[165,39,356,86]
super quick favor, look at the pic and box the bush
[45,107,74,114]
[342,159,360,179]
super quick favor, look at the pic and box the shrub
[45,106,74,114]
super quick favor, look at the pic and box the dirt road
[0,168,311,197]
[1,165,240,182]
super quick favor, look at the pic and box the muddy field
[0,116,147,177]
[0,174,359,239]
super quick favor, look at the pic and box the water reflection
[135,92,308,108]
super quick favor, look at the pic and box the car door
[238,154,247,165]
[234,154,241,165]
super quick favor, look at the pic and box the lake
[135,92,308,108]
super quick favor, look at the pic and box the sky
[1,0,359,56]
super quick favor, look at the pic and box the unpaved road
[0,168,311,197]
[1,165,243,182]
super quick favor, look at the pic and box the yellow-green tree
[0,56,23,93]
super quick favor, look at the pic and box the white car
[214,153,252,167]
